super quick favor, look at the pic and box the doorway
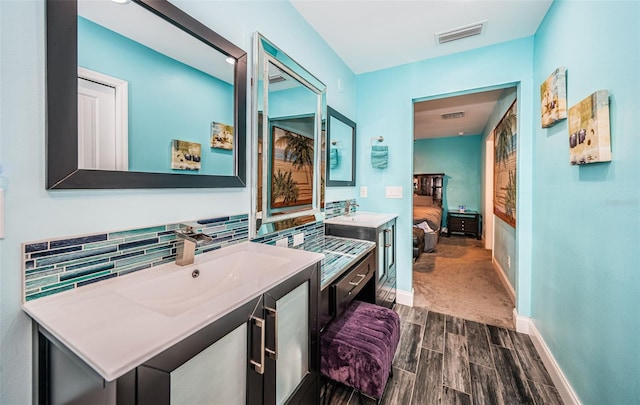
[411,84,517,328]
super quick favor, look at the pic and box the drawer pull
[265,306,278,360]
[250,316,265,375]
[349,273,367,286]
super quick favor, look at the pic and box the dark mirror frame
[326,106,356,187]
[46,0,247,189]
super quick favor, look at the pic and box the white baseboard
[492,257,516,304]
[515,313,582,405]
[396,288,414,307]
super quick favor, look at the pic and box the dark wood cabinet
[325,218,397,309]
[447,211,482,239]
[35,263,320,405]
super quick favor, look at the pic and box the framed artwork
[171,140,201,171]
[568,90,611,165]
[210,122,234,150]
[494,100,517,228]
[541,67,567,128]
[270,126,314,211]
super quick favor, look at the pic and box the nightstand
[447,211,482,239]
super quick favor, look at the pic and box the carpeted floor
[413,235,515,329]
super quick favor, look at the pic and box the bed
[413,195,442,253]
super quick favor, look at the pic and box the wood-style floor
[321,304,563,405]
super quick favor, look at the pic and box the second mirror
[326,107,356,187]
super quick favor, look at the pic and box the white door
[77,68,128,170]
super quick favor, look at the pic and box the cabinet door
[136,297,260,405]
[261,264,320,405]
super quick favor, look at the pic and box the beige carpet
[413,235,515,329]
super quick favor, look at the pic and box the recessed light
[110,0,130,4]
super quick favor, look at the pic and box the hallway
[413,235,514,329]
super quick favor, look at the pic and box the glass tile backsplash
[23,215,249,302]
[22,200,355,302]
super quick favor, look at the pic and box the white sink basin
[117,251,289,317]
[324,211,398,228]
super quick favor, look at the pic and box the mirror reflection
[252,33,326,237]
[77,0,235,175]
[46,0,247,189]
[326,107,356,186]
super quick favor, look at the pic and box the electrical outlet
[507,255,511,268]
[276,237,288,248]
[293,233,304,246]
[360,186,368,198]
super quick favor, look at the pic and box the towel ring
[370,136,384,146]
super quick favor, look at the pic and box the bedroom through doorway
[411,85,517,328]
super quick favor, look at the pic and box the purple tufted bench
[320,300,401,401]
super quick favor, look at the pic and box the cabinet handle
[250,316,265,375]
[265,306,278,360]
[348,273,367,286]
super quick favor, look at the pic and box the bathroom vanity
[324,213,398,308]
[24,242,323,405]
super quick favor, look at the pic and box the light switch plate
[360,186,368,198]
[293,233,304,246]
[276,237,288,247]
[385,186,403,199]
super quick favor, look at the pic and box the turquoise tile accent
[23,214,249,301]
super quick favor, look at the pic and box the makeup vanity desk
[300,236,376,331]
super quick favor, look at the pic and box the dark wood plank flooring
[321,304,562,405]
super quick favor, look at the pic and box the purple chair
[320,300,401,402]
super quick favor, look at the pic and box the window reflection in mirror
[252,33,326,237]
[77,0,235,175]
[326,107,356,186]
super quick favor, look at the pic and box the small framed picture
[171,140,201,171]
[568,90,611,165]
[210,122,234,150]
[540,67,567,128]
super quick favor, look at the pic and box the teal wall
[0,1,355,403]
[356,37,535,301]
[414,135,482,226]
[481,87,518,288]
[532,1,640,403]
[79,17,235,175]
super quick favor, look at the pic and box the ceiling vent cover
[441,111,465,120]
[436,20,487,45]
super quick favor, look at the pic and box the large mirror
[46,0,247,189]
[251,33,326,237]
[326,106,356,187]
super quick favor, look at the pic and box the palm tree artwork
[494,100,517,228]
[270,126,315,209]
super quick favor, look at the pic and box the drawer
[331,253,375,318]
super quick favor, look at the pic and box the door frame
[77,67,129,170]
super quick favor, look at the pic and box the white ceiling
[290,0,551,139]
[414,88,506,139]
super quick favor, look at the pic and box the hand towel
[371,145,388,169]
[329,147,339,169]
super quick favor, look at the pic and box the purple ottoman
[320,300,401,400]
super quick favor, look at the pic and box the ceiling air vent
[436,20,487,45]
[441,111,465,120]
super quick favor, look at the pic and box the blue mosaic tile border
[251,220,324,248]
[23,215,249,302]
[324,199,357,219]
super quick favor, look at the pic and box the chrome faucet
[175,223,213,266]
[344,200,359,216]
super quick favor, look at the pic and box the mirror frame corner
[325,106,356,187]
[46,0,248,189]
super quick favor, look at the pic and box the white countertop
[324,211,398,228]
[22,242,323,381]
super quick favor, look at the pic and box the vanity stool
[320,300,400,403]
